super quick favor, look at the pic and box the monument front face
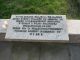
[5,15,69,41]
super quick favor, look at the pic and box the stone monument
[5,15,69,41]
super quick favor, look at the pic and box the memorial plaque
[5,15,69,41]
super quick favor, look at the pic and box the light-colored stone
[67,20,80,34]
[0,19,80,35]
[0,19,9,33]
[5,15,69,41]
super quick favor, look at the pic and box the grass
[0,0,80,19]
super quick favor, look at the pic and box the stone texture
[11,42,40,60]
[0,41,80,60]
[0,32,80,60]
[69,44,80,60]
[40,43,69,60]
[0,42,12,60]
[5,15,69,41]
[69,35,80,43]
[0,19,9,33]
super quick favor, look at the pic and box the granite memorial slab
[5,15,69,41]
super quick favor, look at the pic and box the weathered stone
[0,42,11,60]
[11,42,40,60]
[69,44,80,60]
[40,43,69,60]
[5,15,69,41]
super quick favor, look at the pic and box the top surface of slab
[67,20,80,34]
[0,19,9,33]
[5,15,69,41]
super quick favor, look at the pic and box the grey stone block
[69,44,80,60]
[0,42,12,60]
[40,43,69,60]
[11,42,40,60]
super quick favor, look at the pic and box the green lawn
[0,0,80,19]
